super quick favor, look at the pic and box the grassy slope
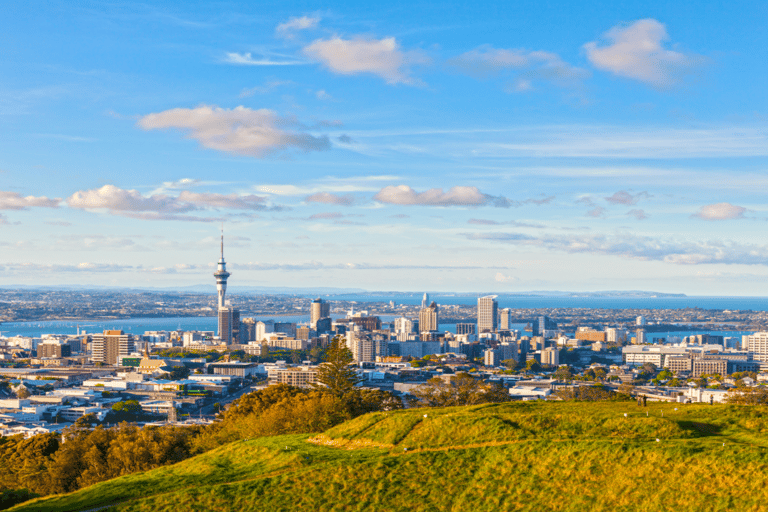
[11,402,768,512]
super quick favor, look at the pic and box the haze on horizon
[1,1,767,295]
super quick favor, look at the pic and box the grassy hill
[10,401,768,512]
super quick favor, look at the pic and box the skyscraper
[213,230,239,345]
[91,330,135,365]
[310,298,331,329]
[419,301,439,332]
[422,292,429,308]
[477,296,498,333]
[533,315,557,337]
[213,229,230,309]
[499,308,512,330]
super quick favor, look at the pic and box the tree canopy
[409,373,510,407]
[313,336,362,397]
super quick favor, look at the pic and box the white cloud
[6,262,134,273]
[586,206,606,218]
[66,185,281,220]
[584,19,703,87]
[67,185,190,213]
[177,191,271,210]
[374,185,491,207]
[495,272,518,283]
[316,89,332,100]
[305,192,355,206]
[303,36,425,85]
[239,80,294,98]
[693,203,746,220]
[626,209,648,220]
[605,190,651,205]
[309,212,345,220]
[137,105,331,157]
[276,15,320,38]
[223,52,305,66]
[450,46,589,90]
[0,191,60,210]
[464,231,768,266]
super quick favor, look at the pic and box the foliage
[732,371,757,381]
[0,489,38,511]
[19,402,768,512]
[195,383,403,452]
[312,336,362,397]
[554,384,629,402]
[409,373,510,407]
[552,365,573,381]
[0,423,198,502]
[726,386,768,405]
[164,366,190,381]
[108,401,144,422]
[578,368,607,382]
[524,360,542,373]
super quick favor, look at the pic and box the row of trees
[0,422,200,503]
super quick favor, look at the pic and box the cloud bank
[138,105,331,157]
[693,203,746,220]
[464,231,768,266]
[584,19,703,87]
[450,45,588,90]
[66,185,280,220]
[0,191,60,210]
[303,36,424,85]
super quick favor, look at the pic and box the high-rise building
[533,315,556,337]
[242,318,257,342]
[541,347,560,366]
[746,332,768,361]
[37,343,71,358]
[477,296,498,333]
[214,230,240,344]
[213,230,230,310]
[394,317,415,334]
[347,330,387,363]
[310,298,331,329]
[91,330,135,365]
[456,323,476,335]
[218,307,240,345]
[499,308,512,330]
[422,292,429,309]
[419,301,439,332]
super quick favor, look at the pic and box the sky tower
[213,229,230,309]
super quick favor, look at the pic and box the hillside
[10,401,768,512]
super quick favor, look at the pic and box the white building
[745,332,768,361]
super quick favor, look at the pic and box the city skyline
[1,1,767,295]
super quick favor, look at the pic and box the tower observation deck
[213,231,230,309]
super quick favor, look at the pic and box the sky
[1,0,767,294]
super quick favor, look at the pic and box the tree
[555,384,626,402]
[553,365,574,381]
[16,387,30,399]
[726,386,768,405]
[410,373,510,407]
[167,365,190,381]
[525,360,542,373]
[313,336,362,397]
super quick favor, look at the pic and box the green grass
[11,402,768,512]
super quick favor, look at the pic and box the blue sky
[1,0,767,294]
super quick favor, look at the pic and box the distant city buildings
[499,308,512,330]
[310,298,330,329]
[213,231,239,345]
[91,330,135,366]
[419,301,439,333]
[477,296,498,334]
